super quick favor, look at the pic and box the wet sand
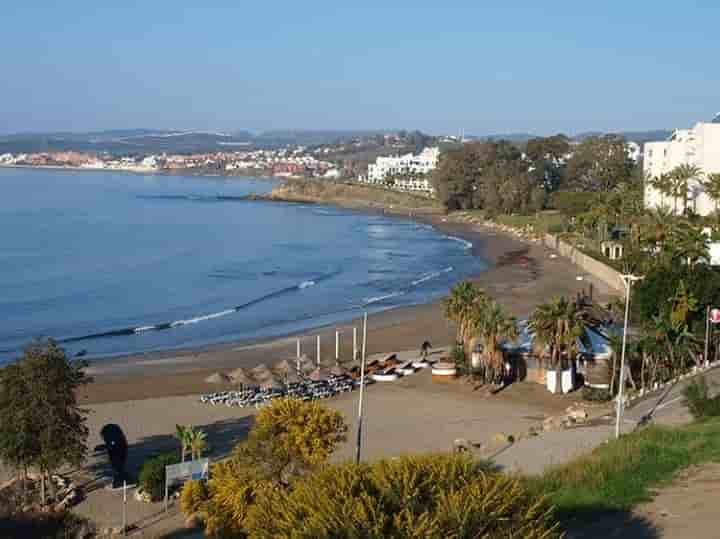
[79,214,615,404]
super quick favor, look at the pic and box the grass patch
[493,212,566,234]
[527,418,720,521]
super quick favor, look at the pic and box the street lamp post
[615,273,644,439]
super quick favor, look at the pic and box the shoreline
[78,207,617,404]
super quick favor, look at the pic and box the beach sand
[79,216,615,404]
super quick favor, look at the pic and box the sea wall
[541,234,624,292]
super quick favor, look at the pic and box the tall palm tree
[649,173,673,211]
[187,428,208,461]
[669,164,702,214]
[175,424,191,463]
[528,297,586,393]
[468,299,517,383]
[702,172,720,218]
[443,281,488,356]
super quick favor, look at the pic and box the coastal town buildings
[644,114,720,215]
[360,147,439,193]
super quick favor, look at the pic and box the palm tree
[175,424,191,463]
[528,297,586,393]
[187,428,208,461]
[443,282,488,357]
[669,164,702,214]
[649,173,673,211]
[702,172,720,218]
[468,300,517,384]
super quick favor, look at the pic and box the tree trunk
[40,472,45,506]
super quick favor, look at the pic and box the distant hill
[254,129,389,147]
[573,130,673,144]
[0,129,255,155]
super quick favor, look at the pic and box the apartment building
[361,147,439,193]
[644,114,720,215]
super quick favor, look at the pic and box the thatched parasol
[309,367,330,381]
[273,359,294,376]
[330,364,348,376]
[229,367,256,386]
[282,370,303,384]
[298,354,316,374]
[205,372,231,384]
[250,363,273,382]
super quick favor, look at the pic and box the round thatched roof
[205,372,231,384]
[330,364,348,376]
[273,358,294,375]
[283,370,303,384]
[229,367,255,386]
[250,363,273,381]
[309,367,330,381]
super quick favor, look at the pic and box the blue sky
[1,1,718,135]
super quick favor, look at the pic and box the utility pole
[353,327,358,362]
[316,335,321,367]
[355,313,368,464]
[615,273,644,439]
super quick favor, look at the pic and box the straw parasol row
[207,356,346,387]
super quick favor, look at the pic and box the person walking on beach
[420,340,432,360]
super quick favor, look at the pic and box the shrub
[450,344,467,375]
[245,453,561,538]
[139,452,179,501]
[180,479,209,517]
[683,376,720,419]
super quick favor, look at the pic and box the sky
[1,1,719,136]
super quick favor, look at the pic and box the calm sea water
[0,168,486,360]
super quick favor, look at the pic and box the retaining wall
[541,234,624,293]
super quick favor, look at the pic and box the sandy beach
[79,214,615,404]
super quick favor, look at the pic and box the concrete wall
[542,234,624,292]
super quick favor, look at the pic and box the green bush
[450,344,467,375]
[683,376,720,419]
[180,479,209,517]
[245,453,561,538]
[139,452,180,501]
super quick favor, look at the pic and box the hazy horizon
[2,2,718,135]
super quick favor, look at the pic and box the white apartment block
[644,114,720,215]
[361,147,439,194]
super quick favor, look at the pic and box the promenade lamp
[615,273,644,439]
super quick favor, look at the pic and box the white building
[361,147,439,193]
[644,114,720,215]
[0,153,14,164]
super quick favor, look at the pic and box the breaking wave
[444,235,473,250]
[59,269,339,344]
[362,266,454,306]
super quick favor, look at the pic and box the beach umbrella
[250,363,273,382]
[273,359,294,376]
[330,364,348,377]
[282,370,303,385]
[298,355,316,374]
[205,372,231,384]
[229,368,256,387]
[309,367,330,381]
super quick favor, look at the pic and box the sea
[0,168,487,361]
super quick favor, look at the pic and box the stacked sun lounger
[198,374,361,408]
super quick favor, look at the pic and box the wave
[411,266,454,286]
[60,269,340,344]
[363,291,405,305]
[361,266,454,307]
[445,235,473,250]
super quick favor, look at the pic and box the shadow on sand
[560,507,660,538]
[86,415,255,485]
